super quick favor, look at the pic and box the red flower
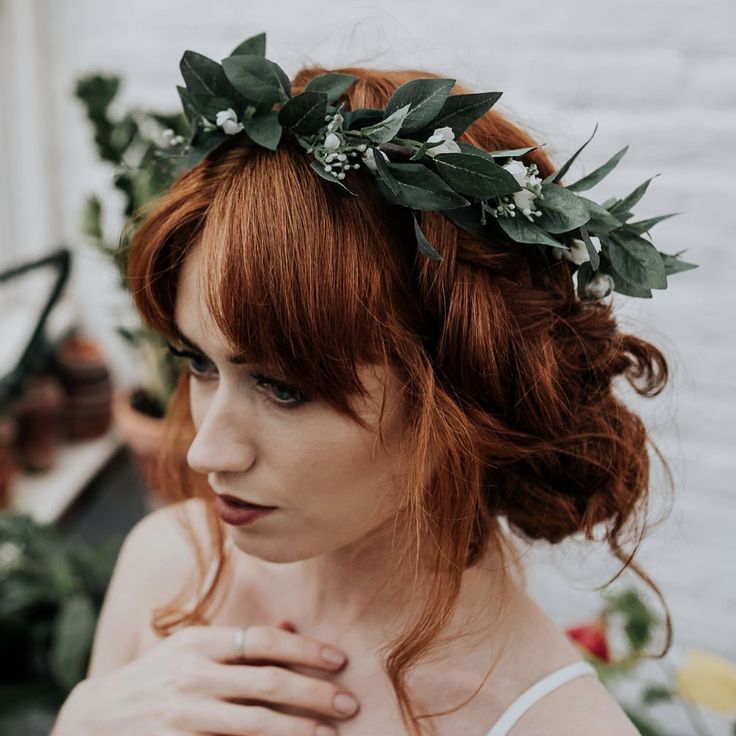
[565,615,611,664]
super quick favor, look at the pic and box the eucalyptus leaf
[304,73,359,105]
[376,162,469,210]
[229,32,266,58]
[309,159,357,196]
[444,203,485,233]
[659,251,699,275]
[497,215,565,248]
[534,183,591,233]
[277,90,328,135]
[384,78,456,135]
[222,55,288,106]
[412,211,444,260]
[548,122,598,184]
[432,152,521,198]
[185,129,227,167]
[600,254,654,298]
[177,85,199,122]
[576,196,623,233]
[180,51,234,99]
[188,93,237,121]
[413,91,502,138]
[578,223,601,271]
[373,148,400,195]
[623,212,681,235]
[609,175,661,219]
[605,233,667,289]
[566,145,629,192]
[243,111,282,150]
[360,104,411,145]
[343,108,384,131]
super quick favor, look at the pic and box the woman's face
[173,243,412,562]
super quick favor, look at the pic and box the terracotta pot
[111,389,165,492]
[0,413,19,509]
[15,375,66,472]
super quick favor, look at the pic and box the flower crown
[156,31,698,300]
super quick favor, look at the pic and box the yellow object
[674,647,736,715]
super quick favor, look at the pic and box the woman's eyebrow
[172,324,249,365]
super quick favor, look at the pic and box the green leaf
[243,111,282,150]
[187,93,238,121]
[623,212,681,235]
[431,152,521,198]
[566,145,629,192]
[48,594,97,693]
[456,141,541,161]
[578,223,600,271]
[373,147,400,195]
[343,107,384,130]
[549,122,599,184]
[180,51,234,99]
[309,159,357,196]
[599,245,653,297]
[659,250,699,275]
[304,73,358,105]
[641,683,674,706]
[444,203,485,234]
[277,90,328,135]
[609,175,661,219]
[222,55,289,106]
[177,85,199,122]
[384,78,456,135]
[360,104,412,144]
[496,215,566,248]
[185,129,227,168]
[412,211,444,260]
[376,162,470,210]
[576,196,623,233]
[414,91,502,138]
[229,31,266,58]
[534,183,591,233]
[607,231,667,289]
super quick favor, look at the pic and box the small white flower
[583,272,615,299]
[554,236,602,265]
[323,132,341,152]
[215,108,244,135]
[362,147,390,172]
[502,160,544,219]
[0,541,23,575]
[425,126,461,157]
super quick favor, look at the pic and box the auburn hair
[124,63,674,735]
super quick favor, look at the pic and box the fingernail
[334,692,359,715]
[315,725,336,736]
[321,645,346,665]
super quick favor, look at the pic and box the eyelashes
[165,342,310,407]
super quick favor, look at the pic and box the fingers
[169,698,336,736]
[172,624,347,672]
[199,661,360,721]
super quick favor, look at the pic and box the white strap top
[484,660,598,736]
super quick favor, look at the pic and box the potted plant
[75,74,188,490]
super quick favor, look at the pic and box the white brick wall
[4,1,733,731]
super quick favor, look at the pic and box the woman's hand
[52,620,359,736]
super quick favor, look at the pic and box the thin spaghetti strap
[484,660,598,736]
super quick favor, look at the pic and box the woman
[52,53,676,736]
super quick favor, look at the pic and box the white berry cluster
[162,128,185,147]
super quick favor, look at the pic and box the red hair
[124,64,674,735]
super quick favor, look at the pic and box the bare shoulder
[510,669,640,735]
[86,497,215,677]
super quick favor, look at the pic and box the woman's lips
[217,493,276,509]
[215,495,277,526]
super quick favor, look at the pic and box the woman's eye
[166,342,308,407]
[250,372,309,407]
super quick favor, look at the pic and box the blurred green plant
[0,510,124,731]
[565,588,736,735]
[75,73,188,417]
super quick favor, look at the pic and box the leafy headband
[157,31,697,300]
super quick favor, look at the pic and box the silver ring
[234,625,247,659]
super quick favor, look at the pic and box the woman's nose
[186,391,257,475]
